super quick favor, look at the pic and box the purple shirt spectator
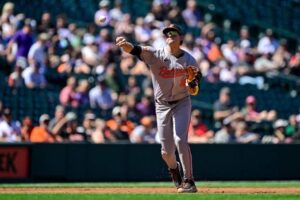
[136,96,155,117]
[11,25,33,58]
[182,0,202,27]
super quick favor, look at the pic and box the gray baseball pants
[155,96,194,180]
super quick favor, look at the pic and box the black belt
[155,99,180,105]
[167,100,179,105]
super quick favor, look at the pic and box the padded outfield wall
[0,143,299,182]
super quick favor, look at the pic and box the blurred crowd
[0,0,299,144]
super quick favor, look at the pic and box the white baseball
[98,15,106,24]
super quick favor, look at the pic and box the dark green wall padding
[1,143,300,182]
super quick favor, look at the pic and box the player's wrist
[121,42,134,53]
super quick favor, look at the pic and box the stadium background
[0,0,299,187]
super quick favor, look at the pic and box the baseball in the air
[98,15,106,24]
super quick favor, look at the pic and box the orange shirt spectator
[30,114,54,143]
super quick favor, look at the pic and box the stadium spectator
[48,105,67,139]
[109,0,124,24]
[37,12,55,34]
[1,2,16,43]
[63,112,85,142]
[89,76,116,110]
[106,106,134,141]
[96,28,113,57]
[27,32,49,72]
[150,0,166,22]
[103,63,120,92]
[59,76,77,106]
[124,75,141,96]
[188,109,214,143]
[0,108,21,142]
[235,121,259,143]
[288,49,300,76]
[67,23,81,50]
[285,115,299,138]
[114,13,134,37]
[118,95,139,123]
[79,111,97,141]
[1,12,14,45]
[73,79,90,107]
[136,95,156,118]
[6,23,33,62]
[130,116,156,143]
[22,61,47,88]
[20,116,33,141]
[273,119,288,143]
[134,17,151,44]
[81,34,99,67]
[213,87,238,128]
[272,40,291,71]
[182,0,203,28]
[221,39,239,65]
[90,119,106,143]
[30,114,54,143]
[218,59,237,83]
[57,54,72,74]
[55,14,70,40]
[8,58,26,88]
[214,118,236,143]
[254,51,276,73]
[237,26,253,49]
[94,0,110,27]
[182,33,203,64]
[241,95,276,122]
[257,29,278,55]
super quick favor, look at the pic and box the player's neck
[167,45,183,58]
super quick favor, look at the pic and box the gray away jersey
[140,47,199,102]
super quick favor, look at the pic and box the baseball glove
[186,66,202,96]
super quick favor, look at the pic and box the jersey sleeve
[140,46,156,65]
[188,54,200,70]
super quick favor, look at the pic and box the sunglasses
[166,31,179,37]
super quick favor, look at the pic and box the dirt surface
[1,187,300,194]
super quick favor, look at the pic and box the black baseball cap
[162,24,183,36]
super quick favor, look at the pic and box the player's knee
[161,150,173,160]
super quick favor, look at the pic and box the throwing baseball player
[116,24,202,193]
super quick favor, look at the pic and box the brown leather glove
[186,66,202,96]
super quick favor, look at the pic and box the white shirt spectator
[89,83,115,110]
[28,39,47,71]
[134,17,151,43]
[257,36,277,55]
[219,60,236,83]
[0,120,21,142]
[22,65,47,88]
[221,42,239,64]
[109,0,123,22]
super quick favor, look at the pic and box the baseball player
[116,24,201,193]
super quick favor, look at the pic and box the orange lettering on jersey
[159,66,187,78]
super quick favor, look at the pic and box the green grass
[1,194,300,200]
[1,182,300,200]
[1,181,300,188]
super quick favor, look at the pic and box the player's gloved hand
[186,66,202,96]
